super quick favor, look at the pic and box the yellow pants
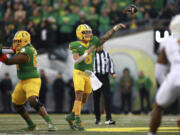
[12,78,41,105]
[73,69,92,94]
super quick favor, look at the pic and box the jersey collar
[79,41,90,48]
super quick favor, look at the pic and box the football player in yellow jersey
[0,31,56,131]
[66,23,125,130]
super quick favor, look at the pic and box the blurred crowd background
[0,0,179,51]
[0,0,180,114]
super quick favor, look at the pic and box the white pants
[156,71,180,108]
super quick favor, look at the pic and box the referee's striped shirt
[93,50,115,75]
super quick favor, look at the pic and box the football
[126,4,138,14]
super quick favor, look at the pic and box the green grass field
[0,114,179,135]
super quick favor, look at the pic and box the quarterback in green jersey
[0,31,56,131]
[66,23,125,130]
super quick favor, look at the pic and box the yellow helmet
[13,30,31,51]
[76,24,93,42]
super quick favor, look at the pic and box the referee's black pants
[93,74,112,121]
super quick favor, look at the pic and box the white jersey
[162,35,180,72]
[156,35,180,108]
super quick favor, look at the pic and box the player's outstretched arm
[3,54,29,65]
[100,23,126,45]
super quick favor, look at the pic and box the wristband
[113,25,119,31]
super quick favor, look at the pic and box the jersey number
[84,51,92,64]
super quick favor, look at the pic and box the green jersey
[17,44,40,80]
[69,36,101,71]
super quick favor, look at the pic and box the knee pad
[14,105,25,115]
[30,97,43,111]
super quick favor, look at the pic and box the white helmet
[169,14,180,37]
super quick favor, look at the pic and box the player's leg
[73,91,85,130]
[13,104,38,131]
[149,103,163,135]
[28,96,56,131]
[148,73,179,135]
[12,81,37,131]
[24,78,56,131]
[73,75,93,127]
[66,70,85,130]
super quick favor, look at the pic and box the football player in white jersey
[148,14,180,135]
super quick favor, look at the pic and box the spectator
[67,79,75,112]
[39,69,50,106]
[29,7,42,26]
[98,8,110,36]
[37,19,56,50]
[70,5,80,40]
[144,3,157,19]
[52,72,65,113]
[75,11,89,28]
[118,7,128,23]
[120,68,133,114]
[14,4,26,22]
[80,0,90,15]
[27,21,38,48]
[136,70,152,113]
[57,7,76,44]
[0,73,13,113]
[109,2,119,26]
[175,0,180,13]
[109,75,116,113]
[86,6,99,35]
[90,0,102,14]
[159,2,176,26]
[43,6,58,22]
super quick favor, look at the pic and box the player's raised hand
[113,23,126,31]
[87,45,95,54]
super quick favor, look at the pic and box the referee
[93,45,116,125]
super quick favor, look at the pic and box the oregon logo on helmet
[13,31,31,51]
[76,24,93,42]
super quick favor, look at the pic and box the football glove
[0,53,7,63]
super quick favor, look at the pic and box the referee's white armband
[155,63,168,84]
[74,52,88,64]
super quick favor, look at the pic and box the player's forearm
[4,58,19,65]
[100,23,126,45]
[4,55,28,65]
[100,28,116,45]
[74,53,88,64]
